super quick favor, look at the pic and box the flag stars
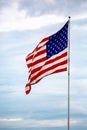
[54,38,56,40]
[46,21,68,59]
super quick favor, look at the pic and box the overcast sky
[0,0,87,130]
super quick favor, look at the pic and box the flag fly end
[25,83,31,95]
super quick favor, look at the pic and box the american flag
[25,21,69,94]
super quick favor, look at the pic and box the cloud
[0,0,68,32]
[72,24,87,31]
[0,1,87,129]
[0,2,66,32]
[1,0,87,17]
[18,0,87,18]
[0,0,12,10]
[0,118,66,128]
[0,118,86,128]
[1,0,87,32]
[0,118,22,122]
[18,0,68,16]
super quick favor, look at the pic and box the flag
[25,21,69,94]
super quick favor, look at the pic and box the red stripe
[29,57,46,77]
[31,60,67,82]
[26,49,46,68]
[27,53,46,68]
[31,57,46,67]
[36,38,49,50]
[29,67,42,78]
[31,68,67,85]
[40,37,49,43]
[25,83,31,95]
[28,66,42,80]
[26,53,33,61]
[28,51,67,74]
[34,49,46,57]
[52,67,67,74]
[46,52,67,65]
[27,63,32,68]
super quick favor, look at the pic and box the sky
[0,0,87,130]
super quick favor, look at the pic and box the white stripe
[27,48,67,82]
[26,46,46,64]
[31,55,67,78]
[27,53,46,65]
[31,60,45,70]
[30,49,67,74]
[26,59,33,65]
[33,46,46,56]
[27,56,46,73]
[26,46,45,61]
[36,46,46,53]
[41,56,67,71]
[31,64,67,84]
[38,40,49,47]
[26,52,33,59]
[25,86,30,91]
[27,48,67,66]
[33,53,46,62]
[27,46,67,60]
[48,48,67,60]
[29,48,67,64]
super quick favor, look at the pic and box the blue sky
[0,0,87,129]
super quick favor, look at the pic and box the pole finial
[68,16,71,19]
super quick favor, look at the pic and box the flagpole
[68,16,71,130]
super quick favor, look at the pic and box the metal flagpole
[68,16,71,130]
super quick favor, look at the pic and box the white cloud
[1,0,87,32]
[0,14,66,32]
[72,24,87,31]
[73,13,87,21]
[0,1,66,32]
[0,118,85,128]
[28,119,67,127]
[0,118,22,122]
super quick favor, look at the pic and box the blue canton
[46,21,68,59]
